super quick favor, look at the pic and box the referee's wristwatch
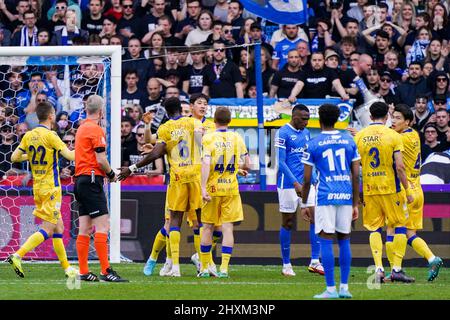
[106,169,116,180]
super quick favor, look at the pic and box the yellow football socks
[410,235,435,262]
[17,230,48,258]
[392,228,407,271]
[52,234,70,270]
[169,227,181,266]
[220,246,233,273]
[385,235,394,270]
[369,229,383,270]
[200,245,211,272]
[193,228,201,256]
[150,228,167,261]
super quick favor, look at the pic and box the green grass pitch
[0,263,448,300]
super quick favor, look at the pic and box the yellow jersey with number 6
[202,130,248,196]
[18,125,67,190]
[157,116,203,184]
[355,123,404,196]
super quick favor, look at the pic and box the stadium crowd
[0,0,450,182]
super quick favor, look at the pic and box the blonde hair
[86,95,104,114]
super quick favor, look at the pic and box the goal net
[0,46,121,263]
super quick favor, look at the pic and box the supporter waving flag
[240,0,308,25]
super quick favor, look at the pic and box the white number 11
[322,148,346,171]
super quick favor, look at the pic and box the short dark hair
[36,102,54,122]
[409,61,423,69]
[124,69,138,78]
[23,10,35,17]
[163,97,182,117]
[319,103,340,128]
[292,104,309,114]
[370,101,389,119]
[415,94,429,101]
[189,93,209,105]
[121,115,134,126]
[378,2,388,10]
[346,18,359,27]
[104,15,118,25]
[229,0,243,11]
[394,104,414,123]
[214,106,231,125]
[375,30,390,40]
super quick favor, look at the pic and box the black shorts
[74,175,108,218]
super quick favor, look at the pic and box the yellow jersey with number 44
[18,125,67,190]
[355,123,404,196]
[400,128,421,190]
[203,130,248,196]
[157,116,203,184]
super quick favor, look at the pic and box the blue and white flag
[241,0,308,25]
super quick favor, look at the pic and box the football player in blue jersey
[274,104,323,277]
[301,103,360,299]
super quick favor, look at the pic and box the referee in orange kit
[74,95,128,282]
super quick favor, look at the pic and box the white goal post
[0,46,122,263]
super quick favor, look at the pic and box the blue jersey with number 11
[302,131,360,206]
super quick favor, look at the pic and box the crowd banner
[207,98,353,129]
[240,0,308,25]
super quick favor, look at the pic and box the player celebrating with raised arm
[7,102,78,279]
[355,102,415,284]
[198,107,251,278]
[389,104,443,281]
[274,104,323,277]
[74,95,128,282]
[301,104,360,299]
[119,97,203,277]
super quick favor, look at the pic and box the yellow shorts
[363,191,408,231]
[406,188,424,230]
[202,195,243,225]
[33,188,62,224]
[166,180,202,214]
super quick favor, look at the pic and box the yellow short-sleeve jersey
[18,125,66,189]
[401,128,421,190]
[202,130,248,196]
[355,123,403,195]
[202,118,216,134]
[157,116,203,184]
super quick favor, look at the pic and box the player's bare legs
[280,212,296,276]
[168,210,184,276]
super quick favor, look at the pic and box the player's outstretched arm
[118,142,166,180]
[60,148,75,161]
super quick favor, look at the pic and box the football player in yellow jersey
[119,97,203,277]
[355,102,415,283]
[7,102,78,279]
[188,93,223,274]
[389,104,443,281]
[198,107,251,278]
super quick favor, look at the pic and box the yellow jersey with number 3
[202,130,248,196]
[17,125,67,190]
[400,128,421,191]
[157,116,203,184]
[355,123,404,196]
